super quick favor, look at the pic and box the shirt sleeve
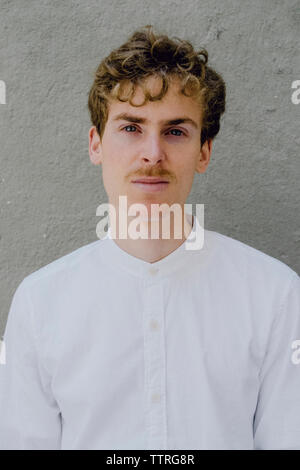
[0,279,62,449]
[253,273,300,450]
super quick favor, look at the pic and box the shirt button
[151,392,161,403]
[150,319,159,331]
[148,266,159,275]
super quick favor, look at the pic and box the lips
[131,178,170,193]
[132,178,169,184]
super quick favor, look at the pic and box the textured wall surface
[0,0,299,334]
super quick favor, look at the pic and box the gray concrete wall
[0,0,299,334]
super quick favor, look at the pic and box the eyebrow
[111,112,199,130]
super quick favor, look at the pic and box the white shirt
[0,213,299,450]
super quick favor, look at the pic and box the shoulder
[20,238,105,292]
[206,229,298,285]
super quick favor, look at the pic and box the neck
[108,207,193,264]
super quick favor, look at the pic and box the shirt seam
[22,278,54,398]
[258,273,299,380]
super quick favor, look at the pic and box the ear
[89,126,103,165]
[195,138,213,174]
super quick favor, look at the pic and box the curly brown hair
[88,25,226,147]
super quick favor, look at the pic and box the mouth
[131,178,170,193]
[132,178,169,184]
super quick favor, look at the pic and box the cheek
[102,154,128,188]
[176,160,196,181]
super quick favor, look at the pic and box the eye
[167,129,185,137]
[121,125,186,137]
[122,125,137,132]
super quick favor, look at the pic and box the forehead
[107,75,202,124]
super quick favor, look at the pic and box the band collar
[98,212,214,281]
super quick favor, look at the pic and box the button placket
[143,281,167,450]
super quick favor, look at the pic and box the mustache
[129,169,175,180]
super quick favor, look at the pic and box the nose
[140,133,166,165]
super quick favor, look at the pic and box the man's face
[89,75,212,217]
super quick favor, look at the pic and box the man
[0,25,299,450]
